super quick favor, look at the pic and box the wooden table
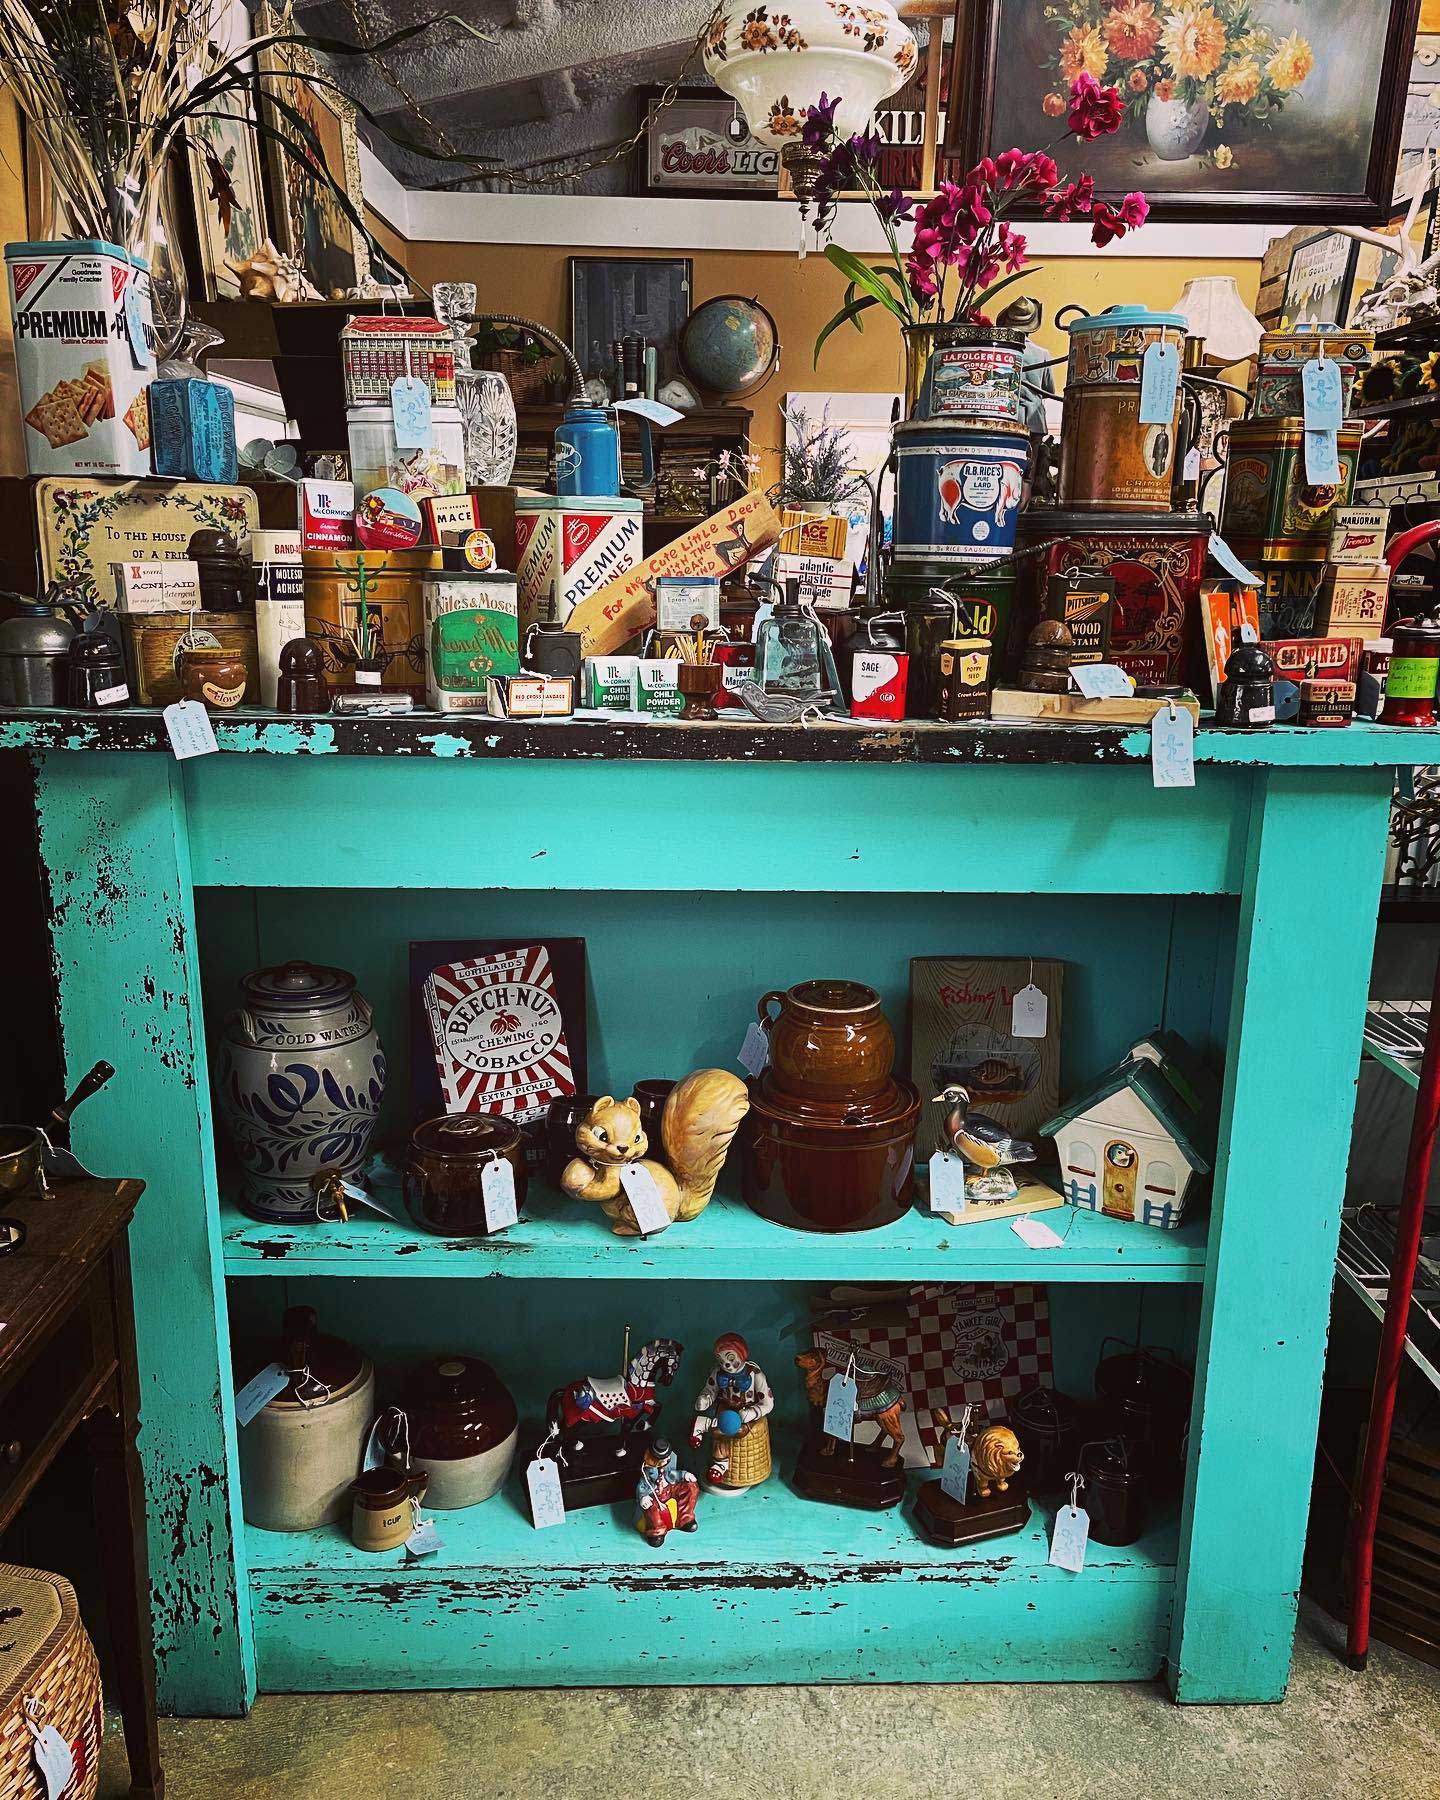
[0,1179,163,1798]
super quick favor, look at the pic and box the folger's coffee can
[892,422,1029,567]
[915,329,1025,425]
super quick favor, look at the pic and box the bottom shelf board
[247,1466,1178,1689]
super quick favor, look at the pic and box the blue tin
[554,404,654,498]
[149,377,238,482]
[892,421,1029,566]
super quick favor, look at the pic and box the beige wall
[0,99,28,477]
[403,238,1261,488]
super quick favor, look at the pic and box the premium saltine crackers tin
[6,238,153,477]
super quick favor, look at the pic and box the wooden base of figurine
[911,1477,1031,1547]
[792,1424,907,1511]
[538,1432,657,1511]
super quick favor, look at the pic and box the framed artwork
[1394,33,1440,207]
[185,87,269,301]
[946,0,1422,222]
[637,87,780,197]
[1347,238,1402,322]
[255,1,371,299]
[568,256,693,387]
[1280,231,1358,326]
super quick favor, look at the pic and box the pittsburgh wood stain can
[1059,305,1187,512]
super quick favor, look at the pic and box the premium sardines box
[6,239,154,476]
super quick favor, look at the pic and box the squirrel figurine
[562,1069,750,1236]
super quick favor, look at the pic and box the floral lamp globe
[703,0,917,208]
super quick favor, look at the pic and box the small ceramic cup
[632,1079,676,1152]
[350,1465,428,1552]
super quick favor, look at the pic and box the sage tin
[423,568,520,713]
[1219,418,1361,561]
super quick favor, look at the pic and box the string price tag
[390,374,434,450]
[527,1455,566,1528]
[940,1406,974,1503]
[162,700,218,760]
[1069,663,1134,700]
[233,1361,290,1428]
[1011,983,1049,1038]
[1303,428,1341,486]
[618,1163,671,1235]
[1138,339,1180,425]
[1182,446,1202,482]
[614,397,685,426]
[823,1368,858,1442]
[928,1150,968,1213]
[1011,1215,1065,1249]
[124,286,152,369]
[738,1021,770,1076]
[405,1499,444,1559]
[26,1718,74,1800]
[1151,704,1195,789]
[1050,1504,1090,1571]
[1302,356,1344,433]
[1207,532,1260,587]
[482,1157,519,1232]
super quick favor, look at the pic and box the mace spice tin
[892,421,1029,566]
[1218,418,1361,560]
[1018,508,1206,686]
[1059,305,1186,512]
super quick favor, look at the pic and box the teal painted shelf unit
[8,709,1435,1716]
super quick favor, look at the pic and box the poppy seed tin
[892,421,1029,567]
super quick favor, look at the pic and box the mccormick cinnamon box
[6,238,154,477]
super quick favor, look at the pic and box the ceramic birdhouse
[1040,1031,1215,1231]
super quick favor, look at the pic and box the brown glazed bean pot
[404,1353,519,1510]
[757,979,896,1105]
[741,1076,921,1232]
[403,1113,528,1236]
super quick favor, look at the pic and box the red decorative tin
[1258,636,1363,684]
[1016,508,1206,685]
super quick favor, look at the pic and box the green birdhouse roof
[1040,1050,1213,1175]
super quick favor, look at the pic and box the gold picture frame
[255,1,371,299]
[185,85,270,301]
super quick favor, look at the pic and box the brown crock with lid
[404,1353,519,1510]
[757,979,896,1104]
[403,1112,528,1236]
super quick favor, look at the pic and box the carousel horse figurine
[795,1348,906,1468]
[545,1337,684,1465]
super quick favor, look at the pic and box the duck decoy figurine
[933,1084,1037,1202]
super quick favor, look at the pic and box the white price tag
[527,1455,566,1528]
[1238,620,1259,644]
[333,1178,405,1223]
[482,1157,519,1232]
[1182,446,1202,482]
[823,1371,858,1441]
[390,374,434,450]
[233,1361,290,1427]
[124,284,152,369]
[614,397,685,426]
[93,683,130,707]
[1207,532,1261,587]
[1049,1504,1091,1572]
[1151,705,1196,789]
[28,1723,74,1800]
[1303,427,1341,486]
[738,1021,770,1076]
[1138,338,1181,425]
[928,1150,969,1213]
[940,1433,972,1504]
[405,1517,445,1558]
[163,699,219,760]
[1011,1215,1065,1249]
[1011,982,1049,1038]
[618,1162,672,1235]
[1069,662,1135,700]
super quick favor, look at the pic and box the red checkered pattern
[844,1284,1052,1465]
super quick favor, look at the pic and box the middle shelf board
[221,1186,1207,1283]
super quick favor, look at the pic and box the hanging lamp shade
[703,0,916,151]
[1172,276,1264,367]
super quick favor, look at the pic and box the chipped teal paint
[14,720,1428,1710]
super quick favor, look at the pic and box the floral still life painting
[949,0,1421,220]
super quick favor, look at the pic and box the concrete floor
[95,1603,1437,1800]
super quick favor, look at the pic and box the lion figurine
[970,1424,1024,1497]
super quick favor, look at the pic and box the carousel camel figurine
[795,1348,906,1468]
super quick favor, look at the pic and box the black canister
[1078,1437,1147,1546]
[1011,1386,1086,1495]
[833,608,906,706]
[1093,1343,1193,1492]
[66,629,130,709]
[524,622,583,682]
[188,528,255,610]
[632,1079,676,1151]
[545,1092,598,1189]
[0,603,73,706]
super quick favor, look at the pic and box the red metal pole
[1345,950,1440,1669]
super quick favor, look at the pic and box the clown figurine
[689,1332,774,1494]
[634,1438,700,1546]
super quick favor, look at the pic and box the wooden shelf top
[4,707,1440,768]
[220,1185,1207,1283]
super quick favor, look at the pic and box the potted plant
[804,76,1149,415]
[473,323,560,405]
[775,405,869,515]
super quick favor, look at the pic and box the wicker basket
[0,1564,102,1800]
